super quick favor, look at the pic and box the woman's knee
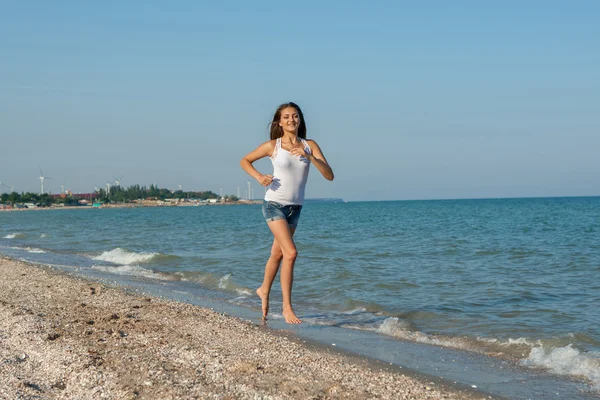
[270,247,284,261]
[282,247,298,261]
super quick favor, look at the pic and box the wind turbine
[93,185,101,202]
[114,176,123,187]
[106,181,112,195]
[0,182,10,195]
[39,166,52,195]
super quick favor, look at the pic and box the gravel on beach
[0,256,490,399]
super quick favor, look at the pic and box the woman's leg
[256,226,296,320]
[265,219,301,324]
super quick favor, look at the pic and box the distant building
[50,193,99,200]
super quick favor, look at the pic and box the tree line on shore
[0,184,239,207]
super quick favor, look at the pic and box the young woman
[240,102,334,324]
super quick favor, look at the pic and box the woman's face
[278,107,300,134]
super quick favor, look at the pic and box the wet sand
[0,255,490,399]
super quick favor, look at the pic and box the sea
[2,197,599,399]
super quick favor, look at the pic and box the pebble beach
[0,255,488,399]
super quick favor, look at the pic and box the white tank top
[264,138,312,206]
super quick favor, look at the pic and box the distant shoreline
[0,200,263,212]
[0,198,350,211]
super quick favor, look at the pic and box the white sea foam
[376,319,545,357]
[178,271,251,296]
[376,317,411,335]
[523,345,600,389]
[471,336,561,361]
[25,247,46,254]
[9,246,47,254]
[218,274,231,289]
[301,317,338,326]
[377,318,600,389]
[217,275,252,296]
[476,336,537,347]
[175,272,211,285]
[92,248,158,265]
[374,317,451,346]
[343,307,368,314]
[4,233,25,239]
[235,288,252,296]
[503,337,541,347]
[40,233,47,238]
[91,264,170,280]
[372,318,500,354]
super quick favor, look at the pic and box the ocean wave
[373,317,458,347]
[352,318,505,357]
[343,307,368,315]
[218,274,254,296]
[24,247,46,254]
[360,317,600,390]
[235,288,253,296]
[9,246,47,254]
[218,273,231,289]
[177,271,253,298]
[91,248,160,265]
[523,345,600,390]
[3,233,26,239]
[174,271,211,284]
[40,233,47,238]
[342,299,385,314]
[91,264,172,281]
[300,316,343,326]
[476,336,543,353]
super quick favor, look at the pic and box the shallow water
[2,196,599,395]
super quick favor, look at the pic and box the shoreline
[0,255,488,399]
[0,201,262,212]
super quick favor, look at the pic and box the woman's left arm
[306,140,334,181]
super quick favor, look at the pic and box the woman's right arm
[240,141,275,186]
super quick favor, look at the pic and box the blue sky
[1,1,598,201]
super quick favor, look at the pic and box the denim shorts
[262,200,303,228]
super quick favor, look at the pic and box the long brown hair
[269,102,307,140]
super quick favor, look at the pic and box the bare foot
[256,287,269,319]
[283,308,301,324]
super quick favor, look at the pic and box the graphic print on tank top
[264,138,312,206]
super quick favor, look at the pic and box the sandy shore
[0,256,489,399]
